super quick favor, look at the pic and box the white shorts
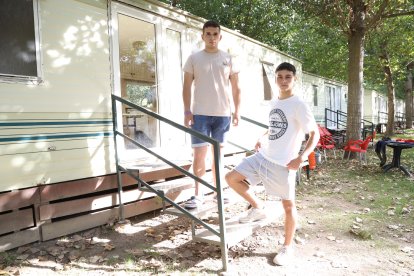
[234,152,296,200]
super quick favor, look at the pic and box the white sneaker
[273,246,294,266]
[184,196,204,209]
[214,193,230,204]
[239,207,266,223]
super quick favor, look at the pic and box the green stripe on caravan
[0,132,112,142]
[0,120,112,127]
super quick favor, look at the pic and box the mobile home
[363,89,406,125]
[0,0,300,250]
[302,72,348,128]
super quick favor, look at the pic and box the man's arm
[182,72,193,127]
[286,129,320,170]
[230,73,241,126]
[255,130,268,151]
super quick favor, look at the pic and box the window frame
[312,85,318,106]
[0,0,42,84]
[261,61,275,101]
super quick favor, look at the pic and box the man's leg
[193,145,209,196]
[226,169,266,223]
[210,116,231,193]
[281,199,297,246]
[225,170,263,209]
[273,199,297,266]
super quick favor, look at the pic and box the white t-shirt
[259,95,318,166]
[183,49,239,116]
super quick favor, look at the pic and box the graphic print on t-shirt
[269,108,288,140]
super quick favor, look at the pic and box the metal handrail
[378,111,407,125]
[324,108,346,129]
[111,94,228,270]
[324,108,375,139]
[227,115,267,154]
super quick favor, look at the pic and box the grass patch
[0,252,18,268]
[299,139,414,246]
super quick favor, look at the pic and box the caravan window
[0,0,41,83]
[313,85,318,106]
[262,63,275,101]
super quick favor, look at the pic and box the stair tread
[163,186,265,217]
[121,159,192,172]
[193,200,284,247]
[139,177,194,193]
[163,188,238,217]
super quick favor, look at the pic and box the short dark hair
[203,20,221,32]
[275,62,296,75]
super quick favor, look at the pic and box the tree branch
[365,0,389,31]
[384,10,414,18]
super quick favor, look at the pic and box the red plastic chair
[343,135,372,163]
[317,125,336,161]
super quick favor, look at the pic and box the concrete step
[193,200,284,247]
[138,176,194,194]
[119,159,192,183]
[162,188,243,218]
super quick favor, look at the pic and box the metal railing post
[111,96,125,221]
[212,139,228,271]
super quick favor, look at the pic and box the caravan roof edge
[116,0,301,63]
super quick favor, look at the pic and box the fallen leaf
[89,256,101,263]
[146,228,156,234]
[401,246,413,253]
[16,254,29,261]
[104,244,115,251]
[388,225,399,230]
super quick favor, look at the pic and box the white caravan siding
[302,72,347,127]
[364,90,388,124]
[302,73,326,124]
[0,0,114,191]
[363,89,377,123]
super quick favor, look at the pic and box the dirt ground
[1,159,414,276]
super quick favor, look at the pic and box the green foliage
[0,252,18,268]
[126,83,155,109]
[365,15,414,98]
[161,0,414,97]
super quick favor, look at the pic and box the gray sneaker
[184,196,204,209]
[239,207,266,223]
[273,246,294,266]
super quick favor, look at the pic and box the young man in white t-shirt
[225,62,319,266]
[182,20,241,209]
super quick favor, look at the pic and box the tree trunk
[346,1,366,145]
[406,71,413,128]
[379,46,395,136]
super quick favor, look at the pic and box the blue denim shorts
[191,115,231,147]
